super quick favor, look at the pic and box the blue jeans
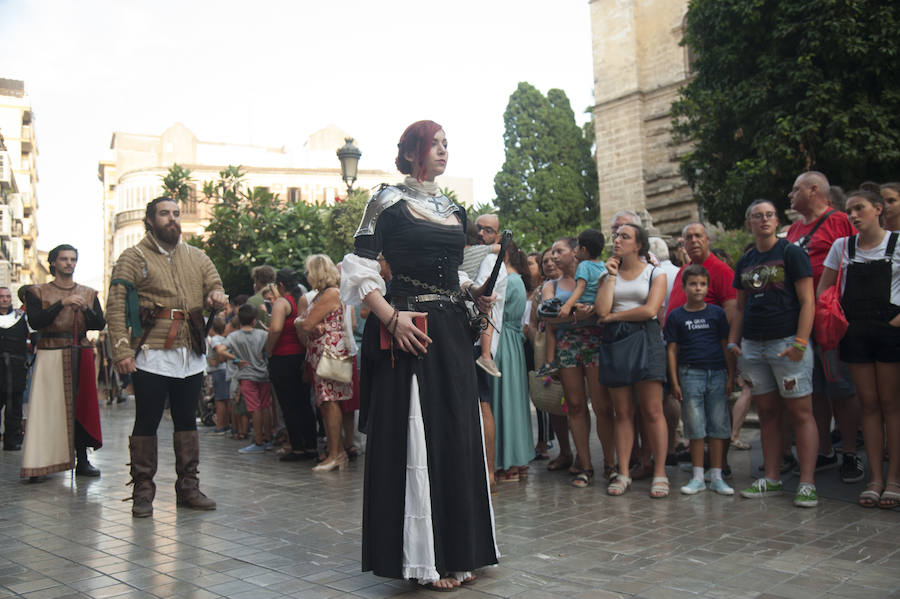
[678,367,730,439]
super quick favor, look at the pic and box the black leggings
[132,370,203,436]
[269,354,317,451]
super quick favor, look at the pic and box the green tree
[494,82,598,249]
[466,202,497,220]
[160,163,193,203]
[323,188,369,262]
[672,0,900,227]
[190,166,325,294]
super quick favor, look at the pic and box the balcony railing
[115,209,145,230]
[19,192,34,214]
[21,125,33,153]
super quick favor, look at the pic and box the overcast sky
[0,0,595,288]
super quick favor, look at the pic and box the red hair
[395,120,443,181]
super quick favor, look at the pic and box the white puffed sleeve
[340,253,386,306]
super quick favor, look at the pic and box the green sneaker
[794,483,818,508]
[739,478,783,499]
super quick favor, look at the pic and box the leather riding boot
[128,435,157,518]
[173,430,216,510]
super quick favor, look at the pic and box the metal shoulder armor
[354,184,404,237]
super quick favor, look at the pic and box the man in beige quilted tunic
[107,197,228,518]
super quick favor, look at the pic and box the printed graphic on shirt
[740,261,786,293]
[683,318,712,331]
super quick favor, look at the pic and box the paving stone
[0,403,897,598]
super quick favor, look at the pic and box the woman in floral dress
[297,254,352,472]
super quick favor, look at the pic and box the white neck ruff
[403,176,440,196]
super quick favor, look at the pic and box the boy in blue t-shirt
[664,265,734,496]
[560,229,606,318]
[537,229,606,376]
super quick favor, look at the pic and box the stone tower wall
[590,0,698,237]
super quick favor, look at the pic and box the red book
[380,315,428,350]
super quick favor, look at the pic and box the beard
[153,221,181,245]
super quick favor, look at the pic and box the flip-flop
[858,482,883,508]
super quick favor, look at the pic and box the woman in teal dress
[492,244,535,481]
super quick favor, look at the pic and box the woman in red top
[265,268,318,461]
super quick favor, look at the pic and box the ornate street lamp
[336,137,362,194]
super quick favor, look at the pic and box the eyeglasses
[477,225,496,234]
[749,211,777,221]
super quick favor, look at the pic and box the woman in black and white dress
[340,120,497,591]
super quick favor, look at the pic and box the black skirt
[359,302,498,579]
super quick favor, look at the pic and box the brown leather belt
[158,308,186,349]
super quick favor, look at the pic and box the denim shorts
[210,369,229,400]
[738,335,813,398]
[678,367,730,439]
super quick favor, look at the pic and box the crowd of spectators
[192,169,898,511]
[203,260,362,470]
[470,170,899,511]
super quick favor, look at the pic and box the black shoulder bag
[597,267,655,388]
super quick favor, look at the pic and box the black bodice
[355,201,466,297]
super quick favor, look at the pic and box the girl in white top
[818,189,900,508]
[595,223,668,498]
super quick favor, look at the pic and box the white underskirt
[401,374,495,584]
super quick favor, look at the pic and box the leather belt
[40,332,87,339]
[391,294,463,310]
[157,308,186,349]
[157,308,186,321]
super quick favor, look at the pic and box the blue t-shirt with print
[664,304,729,370]
[574,259,607,305]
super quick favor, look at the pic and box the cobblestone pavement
[0,402,897,599]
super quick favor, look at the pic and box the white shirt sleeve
[340,253,386,306]
[823,238,845,272]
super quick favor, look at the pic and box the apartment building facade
[0,78,44,296]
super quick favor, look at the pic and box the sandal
[603,463,617,482]
[607,474,631,496]
[731,438,751,450]
[650,477,670,498]
[345,446,360,460]
[517,466,529,479]
[417,579,458,592]
[879,482,900,509]
[571,469,593,488]
[547,454,574,472]
[499,469,520,483]
[859,482,884,508]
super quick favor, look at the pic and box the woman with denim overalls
[818,188,900,509]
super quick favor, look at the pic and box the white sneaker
[680,479,706,495]
[710,478,734,496]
